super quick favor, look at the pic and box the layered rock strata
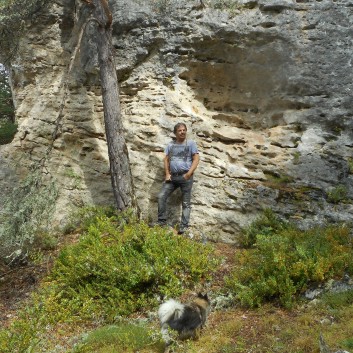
[1,0,353,242]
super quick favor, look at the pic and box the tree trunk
[91,0,136,211]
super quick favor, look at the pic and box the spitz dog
[158,293,210,348]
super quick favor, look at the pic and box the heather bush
[50,209,218,320]
[227,214,353,308]
[238,208,289,248]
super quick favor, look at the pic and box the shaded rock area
[304,275,353,301]
[1,0,353,242]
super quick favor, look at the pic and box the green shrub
[50,210,218,320]
[227,218,353,308]
[0,119,17,144]
[0,298,44,353]
[239,208,289,248]
[264,172,295,187]
[342,337,353,350]
[62,205,124,235]
[0,208,219,352]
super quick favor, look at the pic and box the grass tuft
[72,322,164,353]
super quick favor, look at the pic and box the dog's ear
[197,292,209,301]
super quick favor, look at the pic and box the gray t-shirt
[165,140,199,174]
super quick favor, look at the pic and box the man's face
[175,126,187,141]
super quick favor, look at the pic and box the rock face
[1,0,353,242]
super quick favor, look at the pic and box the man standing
[157,123,200,234]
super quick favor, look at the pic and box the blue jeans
[157,175,194,230]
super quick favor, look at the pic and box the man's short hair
[173,122,187,134]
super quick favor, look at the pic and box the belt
[171,171,187,176]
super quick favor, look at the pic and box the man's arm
[164,155,172,181]
[184,153,200,180]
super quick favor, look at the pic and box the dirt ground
[0,232,82,328]
[0,255,54,327]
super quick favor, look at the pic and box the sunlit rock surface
[1,0,353,242]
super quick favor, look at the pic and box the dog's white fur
[158,299,184,323]
[158,294,210,349]
[158,299,184,344]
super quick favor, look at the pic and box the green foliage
[65,206,135,235]
[264,172,295,187]
[321,289,353,310]
[239,208,289,248]
[227,214,353,308]
[71,322,164,353]
[50,209,218,320]
[293,151,301,164]
[0,65,14,121]
[63,167,83,189]
[342,337,353,350]
[327,184,348,204]
[0,119,17,144]
[0,208,218,351]
[0,168,58,262]
[0,297,44,353]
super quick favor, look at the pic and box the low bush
[238,208,289,248]
[227,213,353,308]
[49,209,218,320]
[0,208,219,352]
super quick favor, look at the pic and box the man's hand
[165,173,172,182]
[183,153,199,180]
[183,172,192,180]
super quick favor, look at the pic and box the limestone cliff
[1,0,353,242]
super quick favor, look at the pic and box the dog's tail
[158,299,184,346]
[158,299,184,324]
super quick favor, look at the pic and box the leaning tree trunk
[90,0,136,211]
